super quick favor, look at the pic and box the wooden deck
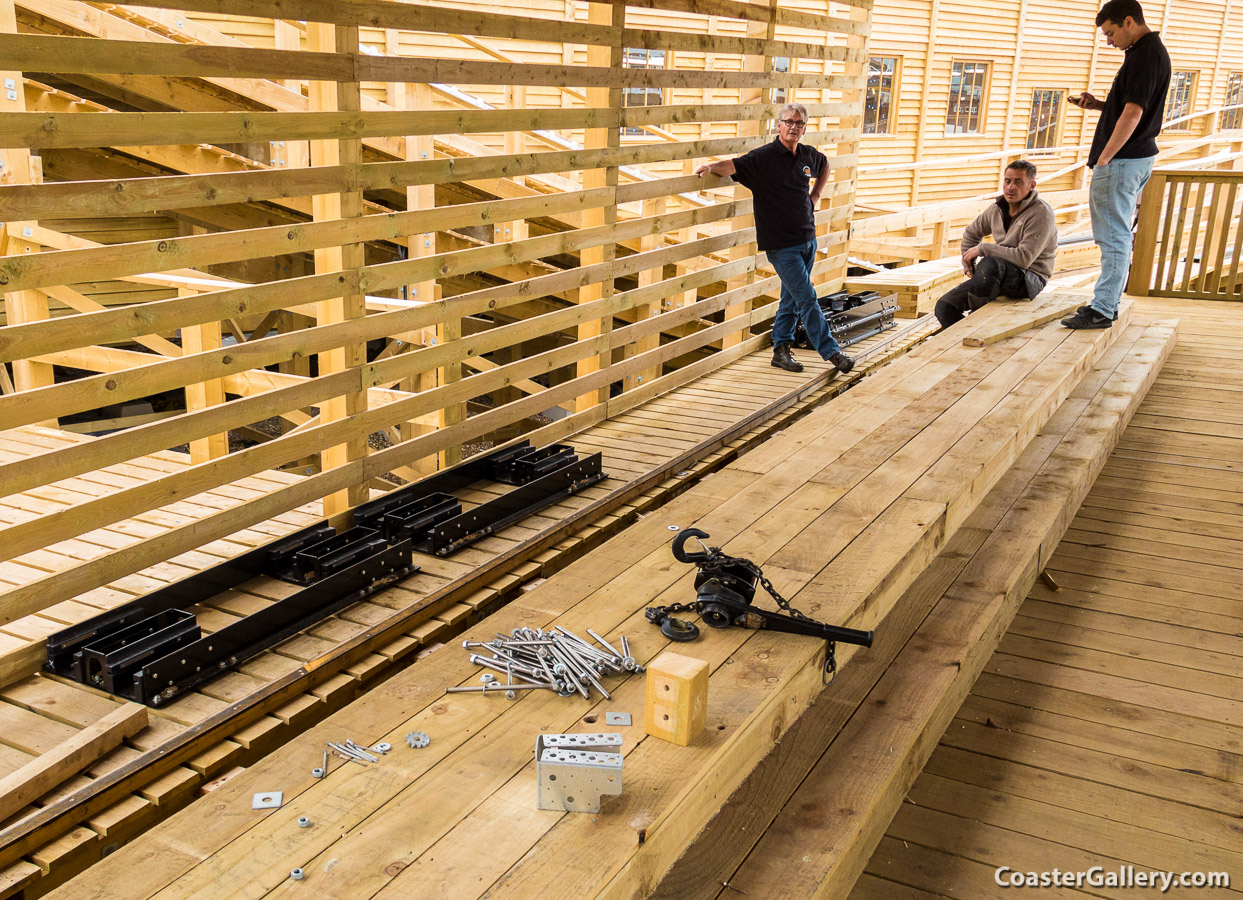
[31,293,1147,900]
[852,297,1242,899]
[0,320,933,898]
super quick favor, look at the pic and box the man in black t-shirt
[1062,0,1171,330]
[694,104,854,375]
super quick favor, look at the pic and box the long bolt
[620,635,631,659]
[344,740,379,762]
[555,642,608,699]
[446,682,554,694]
[548,644,590,699]
[328,742,369,764]
[587,629,623,658]
[470,654,542,680]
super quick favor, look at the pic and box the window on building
[1164,70,1198,130]
[864,57,898,134]
[1027,89,1063,149]
[1223,72,1243,130]
[622,48,666,134]
[770,56,790,105]
[946,60,989,134]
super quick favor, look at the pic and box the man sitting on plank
[934,160,1059,328]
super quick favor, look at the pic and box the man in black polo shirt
[694,103,854,375]
[1062,0,1170,329]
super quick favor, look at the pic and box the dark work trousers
[934,256,1034,327]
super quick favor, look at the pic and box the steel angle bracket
[536,733,623,813]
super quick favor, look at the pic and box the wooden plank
[0,703,148,825]
[0,33,853,90]
[960,295,1089,346]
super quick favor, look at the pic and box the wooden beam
[0,703,149,826]
[1,0,53,409]
[574,0,621,414]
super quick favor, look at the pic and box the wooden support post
[272,20,308,169]
[389,39,442,477]
[722,0,774,350]
[308,21,368,517]
[624,196,666,392]
[181,290,229,462]
[829,2,869,287]
[1,0,54,413]
[573,0,621,413]
[1128,172,1167,296]
[436,280,463,467]
[998,0,1029,189]
[909,0,943,212]
[931,219,950,259]
[1072,17,1103,224]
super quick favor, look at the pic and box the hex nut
[297,816,311,828]
[505,690,517,700]
[290,868,305,881]
[311,767,325,778]
[480,673,496,683]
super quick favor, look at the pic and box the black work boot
[828,352,855,375]
[771,342,804,373]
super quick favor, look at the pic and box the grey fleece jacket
[961,190,1058,290]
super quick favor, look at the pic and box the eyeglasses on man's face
[779,118,807,129]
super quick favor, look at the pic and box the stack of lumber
[653,314,1176,899]
[45,293,1168,900]
[845,256,963,317]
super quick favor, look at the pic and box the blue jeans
[1089,156,1154,319]
[767,239,842,360]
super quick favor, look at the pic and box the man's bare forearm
[694,159,736,178]
[810,168,830,204]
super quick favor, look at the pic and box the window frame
[1223,72,1243,130]
[621,47,667,136]
[945,59,992,136]
[1026,88,1065,151]
[862,55,902,136]
[1164,69,1199,131]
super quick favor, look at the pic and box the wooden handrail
[1128,169,1243,299]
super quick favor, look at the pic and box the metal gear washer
[405,730,430,749]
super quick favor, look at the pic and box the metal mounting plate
[252,792,283,809]
[605,712,632,727]
[536,734,623,813]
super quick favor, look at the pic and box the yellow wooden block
[644,652,709,746]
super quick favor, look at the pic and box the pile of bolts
[452,626,644,700]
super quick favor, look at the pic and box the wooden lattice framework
[0,0,870,627]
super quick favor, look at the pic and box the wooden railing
[850,123,1243,264]
[0,0,870,620]
[1129,169,1243,299]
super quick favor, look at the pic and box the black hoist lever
[644,528,873,684]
